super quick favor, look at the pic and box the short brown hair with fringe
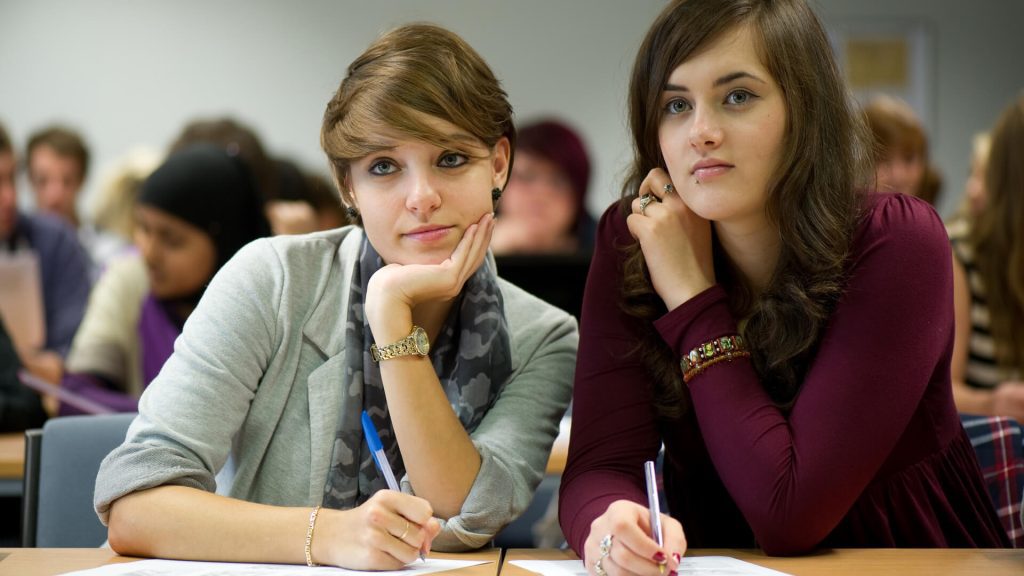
[320,23,515,223]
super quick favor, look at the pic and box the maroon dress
[559,193,1008,556]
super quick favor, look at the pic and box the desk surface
[0,548,501,576]
[0,434,24,479]
[503,548,1024,576]
[545,420,570,476]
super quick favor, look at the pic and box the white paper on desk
[510,557,792,576]
[59,557,489,576]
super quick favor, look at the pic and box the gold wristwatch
[370,325,430,362]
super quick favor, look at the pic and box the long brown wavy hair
[970,94,1024,370]
[620,0,873,416]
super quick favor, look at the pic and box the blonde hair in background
[90,147,163,240]
[971,94,1024,370]
[320,23,515,213]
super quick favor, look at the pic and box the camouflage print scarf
[322,235,512,508]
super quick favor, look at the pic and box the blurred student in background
[59,144,271,414]
[491,119,595,256]
[170,116,339,236]
[89,147,163,250]
[950,94,1024,424]
[26,124,127,274]
[864,95,943,206]
[270,157,347,234]
[0,120,91,384]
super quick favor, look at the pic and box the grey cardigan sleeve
[424,287,577,550]
[94,240,283,523]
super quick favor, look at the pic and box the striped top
[948,218,1019,389]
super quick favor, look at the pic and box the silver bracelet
[305,505,321,566]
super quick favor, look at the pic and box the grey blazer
[94,227,577,550]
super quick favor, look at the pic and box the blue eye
[726,90,754,105]
[665,99,691,115]
[438,153,468,168]
[369,159,397,175]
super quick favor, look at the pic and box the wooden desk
[0,548,139,575]
[0,548,502,576]
[503,547,1024,576]
[545,419,570,475]
[0,434,23,479]
[0,433,25,498]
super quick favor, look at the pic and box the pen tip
[659,564,665,575]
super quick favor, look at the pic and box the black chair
[495,253,591,320]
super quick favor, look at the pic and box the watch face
[413,327,430,355]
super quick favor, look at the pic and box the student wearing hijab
[59,144,271,414]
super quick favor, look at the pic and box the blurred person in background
[89,147,163,250]
[59,144,271,414]
[950,95,1024,424]
[0,119,91,386]
[269,157,347,234]
[864,95,943,206]
[26,124,126,274]
[491,119,595,256]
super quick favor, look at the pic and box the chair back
[21,413,136,547]
[961,414,1024,548]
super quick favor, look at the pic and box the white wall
[0,0,663,220]
[1,0,1021,221]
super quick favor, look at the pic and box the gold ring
[399,520,410,540]
[639,194,655,215]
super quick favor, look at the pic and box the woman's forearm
[107,485,316,565]
[380,357,481,519]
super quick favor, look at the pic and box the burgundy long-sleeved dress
[559,193,1008,556]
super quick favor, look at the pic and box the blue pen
[362,410,400,490]
[362,410,426,562]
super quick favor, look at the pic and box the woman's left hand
[626,168,714,311]
[364,212,495,340]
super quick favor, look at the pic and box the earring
[345,206,359,220]
[491,187,502,208]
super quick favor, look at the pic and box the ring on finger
[663,183,674,194]
[595,534,614,576]
[398,520,410,540]
[638,194,655,216]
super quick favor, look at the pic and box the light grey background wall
[1,0,1022,221]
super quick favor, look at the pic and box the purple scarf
[139,293,183,385]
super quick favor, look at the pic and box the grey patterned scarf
[322,235,512,508]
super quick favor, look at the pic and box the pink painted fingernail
[653,552,666,563]
[672,552,682,564]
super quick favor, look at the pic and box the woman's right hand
[626,168,714,311]
[313,490,441,570]
[584,500,686,576]
[364,212,495,343]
